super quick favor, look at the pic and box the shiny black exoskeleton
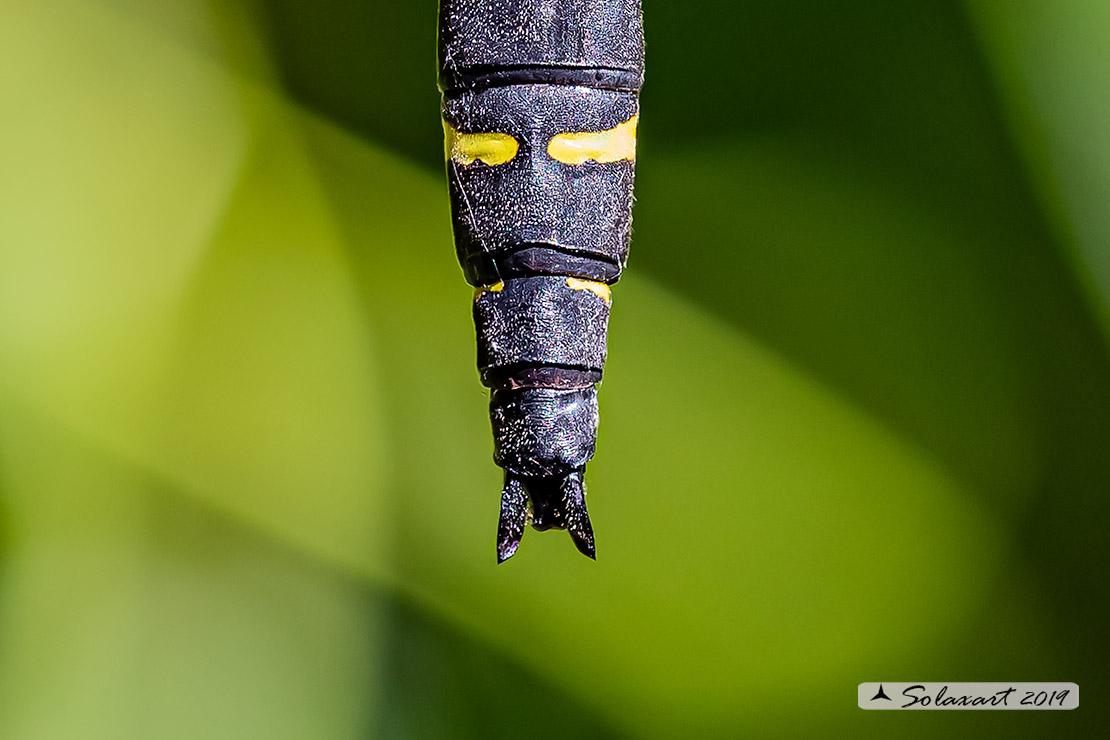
[438,0,643,561]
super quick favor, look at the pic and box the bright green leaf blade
[0,403,381,740]
[0,0,391,580]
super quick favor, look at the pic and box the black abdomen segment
[442,83,638,287]
[439,0,643,562]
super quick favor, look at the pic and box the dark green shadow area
[632,0,1110,503]
[256,0,444,172]
[638,0,1025,213]
[376,594,631,740]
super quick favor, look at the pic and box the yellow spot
[443,120,518,166]
[473,282,504,299]
[548,114,638,165]
[566,277,612,304]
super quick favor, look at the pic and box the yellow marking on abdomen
[444,120,518,166]
[473,281,505,299]
[548,114,638,165]
[566,277,612,304]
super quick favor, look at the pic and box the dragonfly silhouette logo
[870,684,892,702]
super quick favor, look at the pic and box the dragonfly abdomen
[438,0,643,562]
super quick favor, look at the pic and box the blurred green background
[1,0,1107,737]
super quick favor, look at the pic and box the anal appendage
[497,470,595,563]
